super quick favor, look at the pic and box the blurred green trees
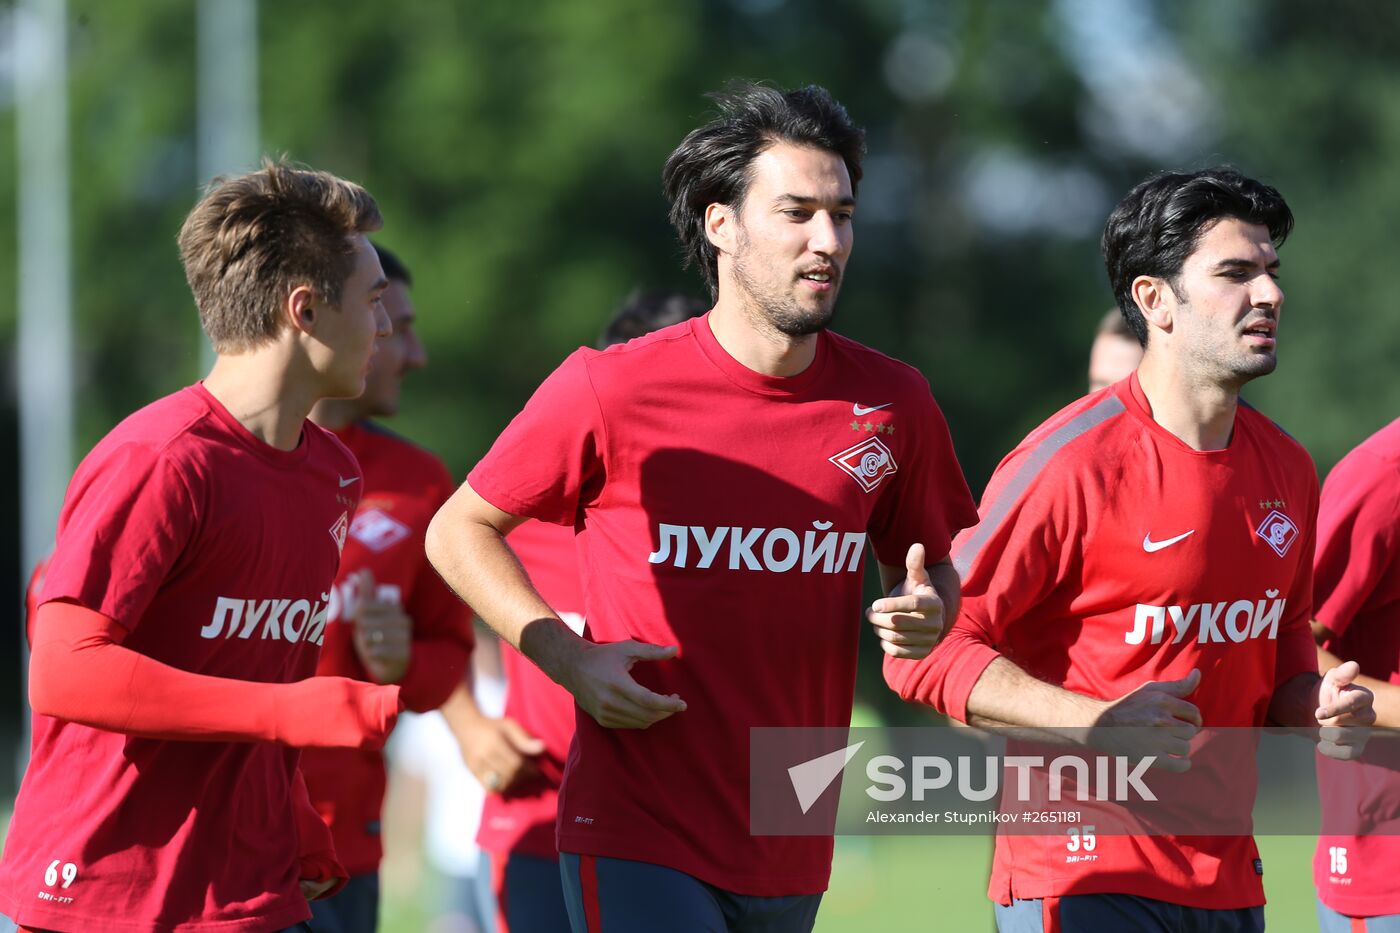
[0,0,1395,596]
[7,0,1399,486]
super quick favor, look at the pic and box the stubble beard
[1174,290,1277,388]
[731,232,838,339]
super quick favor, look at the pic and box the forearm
[398,638,471,712]
[1317,646,1400,728]
[30,601,399,748]
[426,491,589,691]
[965,656,1107,731]
[439,677,485,735]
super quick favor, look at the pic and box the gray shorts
[1316,897,1400,933]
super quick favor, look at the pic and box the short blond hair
[178,158,382,353]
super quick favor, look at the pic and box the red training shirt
[302,421,474,877]
[1312,418,1400,917]
[468,314,977,896]
[0,384,365,932]
[887,374,1319,910]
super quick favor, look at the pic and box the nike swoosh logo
[852,403,892,416]
[338,476,360,488]
[1142,530,1195,553]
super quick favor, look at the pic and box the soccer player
[1310,420,1400,932]
[301,244,475,933]
[1087,306,1143,393]
[444,289,706,933]
[885,167,1375,932]
[0,161,403,933]
[425,82,978,933]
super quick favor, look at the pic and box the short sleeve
[1313,449,1400,640]
[467,349,606,527]
[41,442,198,632]
[1275,473,1322,687]
[866,376,978,566]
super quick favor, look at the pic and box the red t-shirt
[301,421,474,877]
[477,520,584,859]
[887,375,1319,910]
[1312,418,1400,917]
[0,384,360,933]
[468,314,977,896]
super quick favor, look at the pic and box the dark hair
[372,243,412,286]
[662,81,866,299]
[598,289,708,349]
[179,158,382,353]
[1101,167,1293,346]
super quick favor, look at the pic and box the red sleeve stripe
[953,394,1125,579]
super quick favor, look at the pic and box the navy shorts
[1317,897,1400,932]
[493,851,570,933]
[1,913,315,933]
[559,853,822,933]
[308,872,380,933]
[994,893,1264,932]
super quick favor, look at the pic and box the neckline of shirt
[190,381,313,467]
[1118,371,1244,458]
[688,312,830,397]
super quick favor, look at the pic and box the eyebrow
[772,193,857,208]
[1213,257,1281,272]
[369,276,390,293]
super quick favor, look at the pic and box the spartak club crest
[830,437,898,493]
[1256,509,1298,557]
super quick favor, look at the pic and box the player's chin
[1234,351,1277,378]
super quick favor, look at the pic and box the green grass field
[376,834,1323,931]
[811,835,1322,932]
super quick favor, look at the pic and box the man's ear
[1131,275,1174,335]
[704,202,736,256]
[286,285,318,336]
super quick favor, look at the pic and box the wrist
[1067,692,1110,731]
[521,617,590,695]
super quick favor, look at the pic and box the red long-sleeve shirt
[0,384,399,933]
